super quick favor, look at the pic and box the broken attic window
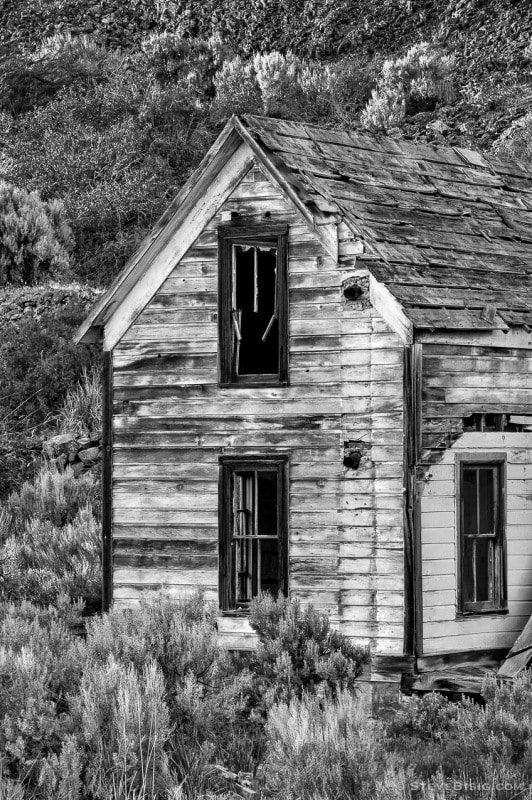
[462,413,518,432]
[218,226,288,384]
[232,241,278,376]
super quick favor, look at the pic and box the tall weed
[76,659,172,800]
[264,690,406,800]
[55,365,102,438]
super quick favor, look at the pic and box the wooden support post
[102,351,113,612]
[403,342,423,657]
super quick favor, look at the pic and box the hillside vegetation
[0,0,531,287]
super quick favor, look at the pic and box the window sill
[219,378,289,389]
[457,607,509,618]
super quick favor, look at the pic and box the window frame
[218,224,289,387]
[218,455,289,612]
[456,453,507,616]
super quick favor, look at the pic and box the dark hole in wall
[462,413,525,432]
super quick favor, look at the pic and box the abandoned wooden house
[76,114,532,697]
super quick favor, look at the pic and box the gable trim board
[76,115,532,691]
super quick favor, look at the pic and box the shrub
[326,55,381,125]
[361,42,455,132]
[140,32,230,98]
[0,597,84,788]
[0,293,98,426]
[0,182,73,286]
[239,595,368,718]
[361,80,406,133]
[84,592,219,681]
[84,594,267,791]
[0,462,101,608]
[253,51,303,116]
[1,505,101,609]
[213,56,262,118]
[388,676,532,789]
[264,690,406,800]
[2,461,100,533]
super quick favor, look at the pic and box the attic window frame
[456,453,507,617]
[218,224,288,386]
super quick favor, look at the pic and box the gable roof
[239,115,532,335]
[77,114,532,348]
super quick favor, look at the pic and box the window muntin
[219,458,288,610]
[458,459,506,614]
[219,226,288,385]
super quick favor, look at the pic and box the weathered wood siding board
[420,342,532,656]
[111,161,405,658]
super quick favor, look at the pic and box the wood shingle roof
[240,115,532,332]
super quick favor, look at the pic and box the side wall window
[457,456,506,614]
[218,225,288,385]
[219,457,288,610]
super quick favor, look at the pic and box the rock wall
[43,431,102,475]
[0,284,101,331]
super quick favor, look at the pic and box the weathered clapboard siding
[419,342,532,656]
[111,161,405,662]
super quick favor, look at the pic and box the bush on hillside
[2,460,100,534]
[0,56,211,284]
[0,460,101,607]
[253,52,304,116]
[75,659,173,799]
[0,33,122,116]
[0,291,100,496]
[1,505,101,609]
[140,32,230,97]
[0,182,73,285]
[213,56,262,118]
[362,42,455,132]
[0,295,98,430]
[493,110,532,161]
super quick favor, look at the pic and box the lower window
[458,457,506,614]
[219,457,288,610]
